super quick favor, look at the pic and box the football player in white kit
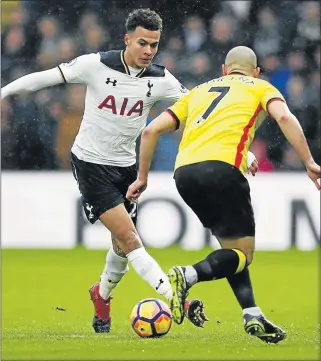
[1,8,210,332]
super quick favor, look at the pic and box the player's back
[170,74,283,174]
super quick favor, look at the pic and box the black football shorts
[70,152,137,224]
[174,160,255,238]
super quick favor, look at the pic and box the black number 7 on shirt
[197,87,230,124]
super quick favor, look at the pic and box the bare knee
[219,236,255,266]
[98,205,142,255]
[237,242,255,266]
[114,228,142,255]
[243,249,254,265]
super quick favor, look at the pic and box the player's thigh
[175,161,255,240]
[174,161,235,230]
[221,168,256,239]
[174,163,211,220]
[213,175,255,240]
[214,168,256,264]
[70,153,125,224]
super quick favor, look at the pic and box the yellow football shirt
[166,74,285,174]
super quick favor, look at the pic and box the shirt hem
[71,146,136,167]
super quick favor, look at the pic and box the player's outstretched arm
[1,68,64,100]
[268,100,321,189]
[126,111,177,201]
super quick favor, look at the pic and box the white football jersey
[58,51,188,166]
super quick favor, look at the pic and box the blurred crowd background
[1,0,320,171]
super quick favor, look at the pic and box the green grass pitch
[2,247,320,360]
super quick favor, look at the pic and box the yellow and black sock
[193,248,247,281]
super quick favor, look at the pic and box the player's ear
[254,67,260,78]
[124,33,129,46]
[222,64,227,76]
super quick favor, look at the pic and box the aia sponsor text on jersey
[98,96,143,116]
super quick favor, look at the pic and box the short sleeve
[58,53,100,84]
[159,69,189,101]
[261,81,286,112]
[166,91,192,129]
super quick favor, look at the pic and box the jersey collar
[121,50,147,78]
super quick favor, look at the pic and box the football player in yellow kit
[127,46,320,343]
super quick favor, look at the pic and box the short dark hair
[125,8,163,33]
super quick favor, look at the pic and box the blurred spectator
[1,27,29,82]
[260,54,291,98]
[273,2,300,55]
[58,37,77,63]
[8,92,58,170]
[253,7,281,58]
[156,51,178,73]
[21,0,90,33]
[224,1,251,21]
[37,16,62,69]
[56,85,86,169]
[206,14,238,75]
[281,144,305,170]
[286,50,310,77]
[182,16,207,55]
[294,1,320,52]
[77,10,100,36]
[80,24,109,54]
[7,7,27,28]
[163,35,185,58]
[286,76,307,111]
[182,52,213,84]
[286,76,311,134]
[306,71,320,109]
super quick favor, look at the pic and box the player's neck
[123,49,142,70]
[227,72,247,76]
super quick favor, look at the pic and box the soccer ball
[130,298,172,338]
